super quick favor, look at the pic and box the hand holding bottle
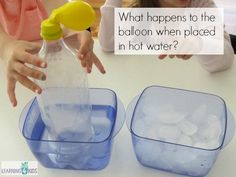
[0,35,47,106]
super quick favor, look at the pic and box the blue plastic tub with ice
[19,88,125,170]
[126,86,235,177]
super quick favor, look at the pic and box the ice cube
[142,115,160,125]
[178,120,198,136]
[91,116,111,128]
[177,134,193,146]
[190,104,207,124]
[142,105,158,117]
[198,115,222,140]
[143,104,186,124]
[41,104,94,142]
[158,125,181,143]
[157,112,186,124]
[91,116,111,141]
[206,115,222,138]
[156,104,175,113]
[134,116,164,139]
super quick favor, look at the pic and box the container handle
[112,98,126,138]
[222,108,235,148]
[125,95,140,131]
[19,98,35,133]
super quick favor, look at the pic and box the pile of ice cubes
[136,104,223,148]
[133,103,223,175]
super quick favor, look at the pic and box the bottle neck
[43,38,64,48]
[42,38,66,53]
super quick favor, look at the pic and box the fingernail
[40,62,47,68]
[35,89,41,94]
[11,101,15,107]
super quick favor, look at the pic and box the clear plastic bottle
[37,37,94,143]
[35,1,96,167]
[37,37,94,167]
[36,0,96,142]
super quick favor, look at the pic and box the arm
[98,0,122,52]
[195,0,235,72]
[42,0,67,14]
[0,25,12,62]
[198,31,234,73]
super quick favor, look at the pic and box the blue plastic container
[19,88,125,170]
[126,86,235,177]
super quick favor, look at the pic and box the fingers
[79,51,106,74]
[12,72,42,94]
[80,58,87,68]
[77,38,93,59]
[7,79,17,107]
[85,55,93,73]
[14,62,46,80]
[158,55,167,60]
[176,55,192,60]
[16,51,47,68]
[159,55,178,59]
[77,43,91,70]
[176,55,183,59]
[92,53,106,74]
[183,55,192,60]
[159,55,192,60]
[169,55,175,58]
[77,47,106,74]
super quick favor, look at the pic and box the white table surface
[0,40,235,177]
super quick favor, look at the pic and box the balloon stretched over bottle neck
[40,0,96,41]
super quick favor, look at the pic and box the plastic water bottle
[37,36,94,143]
[35,1,96,167]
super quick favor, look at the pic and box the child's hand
[2,39,47,107]
[64,31,106,74]
[158,55,192,60]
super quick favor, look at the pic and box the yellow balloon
[41,0,96,40]
[52,0,96,31]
